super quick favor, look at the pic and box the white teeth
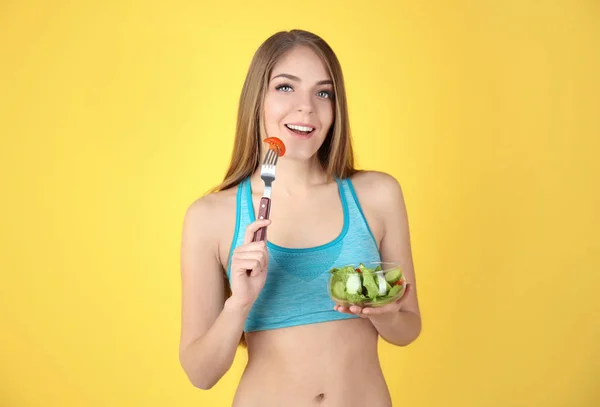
[286,124,314,132]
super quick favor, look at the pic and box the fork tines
[263,147,279,167]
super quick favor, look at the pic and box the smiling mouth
[285,124,315,136]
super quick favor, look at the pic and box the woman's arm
[178,197,246,390]
[354,172,422,346]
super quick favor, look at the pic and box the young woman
[179,29,422,406]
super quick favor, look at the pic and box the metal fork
[253,147,279,242]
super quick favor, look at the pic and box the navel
[315,392,325,402]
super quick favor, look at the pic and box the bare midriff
[232,318,392,407]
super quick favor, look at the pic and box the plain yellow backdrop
[1,1,599,406]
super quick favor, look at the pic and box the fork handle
[253,197,271,242]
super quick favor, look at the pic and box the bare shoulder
[182,186,239,265]
[346,171,407,247]
[349,170,405,211]
[184,187,237,226]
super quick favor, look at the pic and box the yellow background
[1,1,599,406]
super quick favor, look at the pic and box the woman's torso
[215,172,391,407]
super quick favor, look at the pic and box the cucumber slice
[384,268,402,284]
[388,284,402,297]
[332,280,346,300]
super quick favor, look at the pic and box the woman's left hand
[334,283,413,323]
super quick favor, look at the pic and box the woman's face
[262,46,335,161]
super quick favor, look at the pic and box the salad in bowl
[328,262,407,307]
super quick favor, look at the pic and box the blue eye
[275,84,293,92]
[317,90,333,99]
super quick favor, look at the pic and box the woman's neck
[250,152,330,196]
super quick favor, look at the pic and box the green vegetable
[346,292,367,303]
[329,262,405,306]
[384,268,402,284]
[361,270,379,299]
[388,284,402,297]
[332,279,347,300]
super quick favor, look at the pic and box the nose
[295,92,314,114]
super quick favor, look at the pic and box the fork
[253,147,280,242]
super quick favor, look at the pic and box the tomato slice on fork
[264,137,286,157]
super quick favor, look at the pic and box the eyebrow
[271,73,333,86]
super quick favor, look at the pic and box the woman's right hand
[228,219,271,308]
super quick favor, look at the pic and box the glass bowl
[328,261,407,308]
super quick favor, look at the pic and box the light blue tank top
[226,176,381,332]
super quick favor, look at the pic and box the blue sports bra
[226,176,381,332]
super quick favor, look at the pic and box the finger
[234,259,264,275]
[349,305,362,314]
[235,241,268,253]
[349,305,368,318]
[243,219,272,244]
[232,250,268,271]
[362,303,399,315]
[232,250,267,262]
[335,305,369,318]
[334,306,355,316]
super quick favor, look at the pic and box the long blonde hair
[212,29,358,193]
[215,30,358,347]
